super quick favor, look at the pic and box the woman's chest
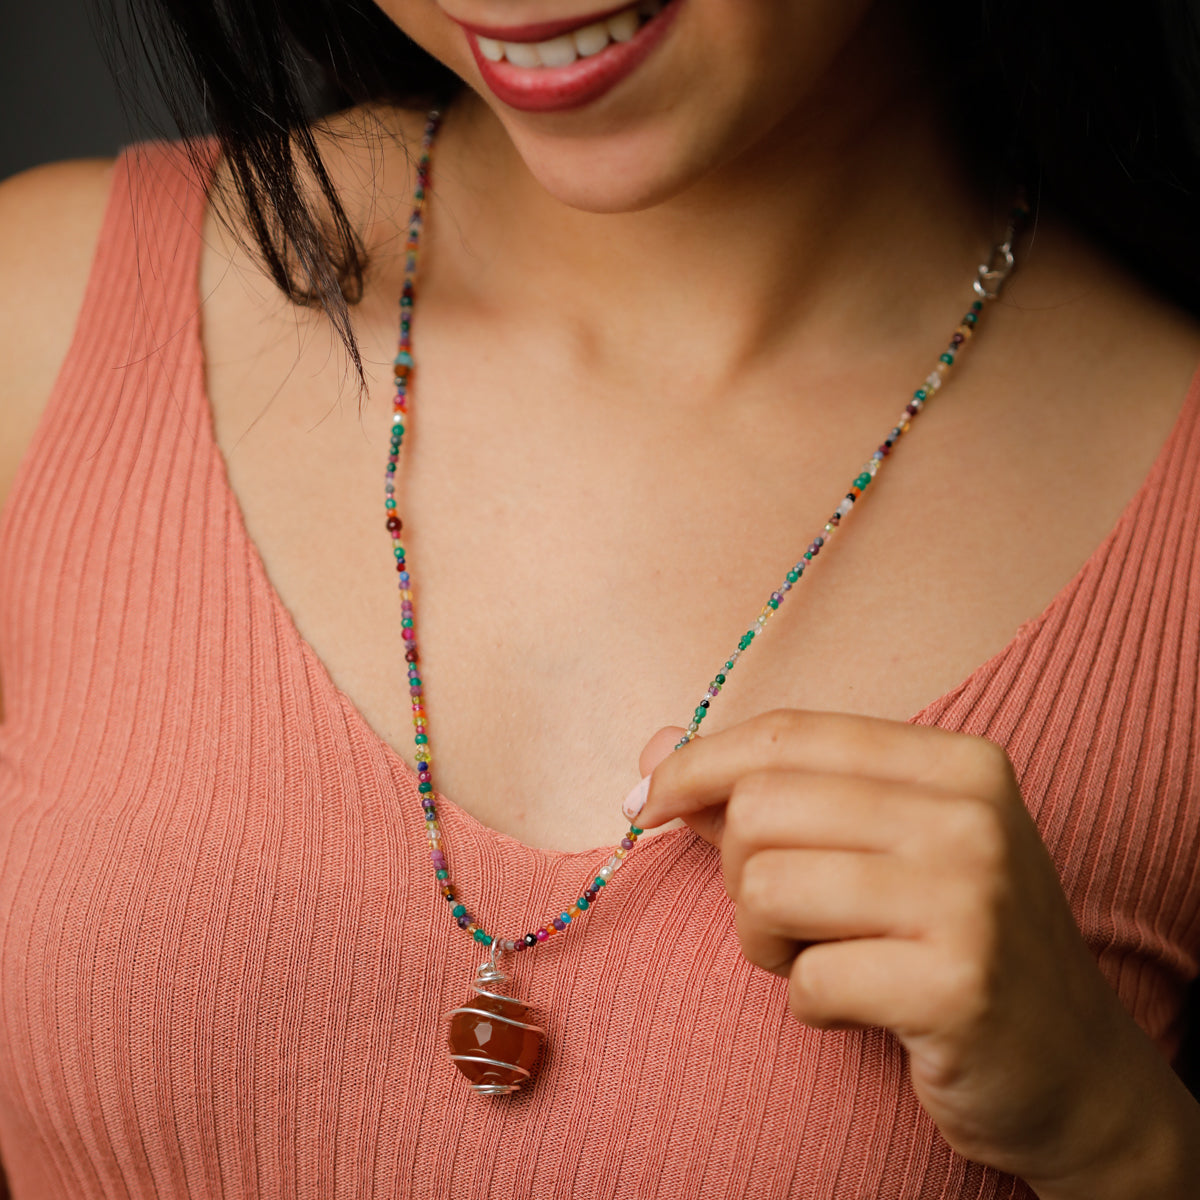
[199,290,1197,853]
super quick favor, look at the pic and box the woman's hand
[625,710,1200,1197]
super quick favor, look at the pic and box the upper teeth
[476,0,665,67]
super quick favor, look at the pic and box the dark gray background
[0,0,174,181]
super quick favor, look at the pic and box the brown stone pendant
[446,959,544,1095]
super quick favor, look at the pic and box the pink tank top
[1,133,1198,1200]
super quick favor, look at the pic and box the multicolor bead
[393,105,1026,953]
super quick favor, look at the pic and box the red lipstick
[456,0,684,114]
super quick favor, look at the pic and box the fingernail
[621,775,650,822]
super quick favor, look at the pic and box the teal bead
[725,660,735,670]
[939,352,954,365]
[385,498,396,509]
[715,673,726,684]
[914,388,928,400]
[630,827,643,835]
[594,876,606,889]
[418,781,432,793]
[694,707,706,720]
[473,930,492,945]
[436,869,448,880]
[394,351,413,366]
[453,904,466,918]
[415,734,428,744]
[560,911,571,924]
[768,597,780,609]
[854,472,872,488]
[577,897,589,910]
[786,570,799,583]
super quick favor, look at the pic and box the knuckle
[755,708,802,750]
[933,953,993,1028]
[738,852,778,917]
[788,952,832,1027]
[725,772,776,838]
[940,796,1006,871]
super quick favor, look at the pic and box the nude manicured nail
[622,775,650,821]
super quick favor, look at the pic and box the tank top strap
[0,135,221,727]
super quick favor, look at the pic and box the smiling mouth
[467,0,670,68]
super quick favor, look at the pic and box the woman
[0,0,1198,1195]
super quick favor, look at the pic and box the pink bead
[402,628,415,641]
[535,929,548,942]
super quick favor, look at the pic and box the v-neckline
[180,131,1200,862]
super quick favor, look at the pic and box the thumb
[622,726,687,822]
[623,726,724,848]
[638,725,686,778]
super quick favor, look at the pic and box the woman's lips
[446,2,638,43]
[460,0,684,114]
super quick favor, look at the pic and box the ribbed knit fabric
[1,133,1199,1200]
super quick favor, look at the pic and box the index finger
[633,708,1005,829]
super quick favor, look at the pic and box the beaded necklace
[389,104,1028,1096]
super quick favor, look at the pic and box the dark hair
[95,0,1200,397]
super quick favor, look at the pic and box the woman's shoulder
[0,156,117,517]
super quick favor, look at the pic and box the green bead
[394,351,413,366]
[415,734,428,744]
[803,551,813,561]
[474,930,492,945]
[436,869,448,880]
[385,498,396,509]
[419,781,432,793]
[786,570,799,583]
[914,388,927,400]
[939,352,954,365]
[630,826,643,836]
[594,876,606,888]
[410,676,421,687]
[453,904,466,918]
[964,311,978,325]
[768,597,780,609]
[855,473,872,488]
[715,674,726,684]
[402,618,413,628]
[725,660,735,670]
[971,299,983,312]
[694,707,707,721]
[394,423,405,436]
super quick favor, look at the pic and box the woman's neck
[387,14,1000,403]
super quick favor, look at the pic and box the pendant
[446,955,545,1095]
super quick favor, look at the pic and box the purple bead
[410,686,421,696]
[457,916,470,929]
[771,592,783,602]
[552,918,566,931]
[620,837,633,850]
